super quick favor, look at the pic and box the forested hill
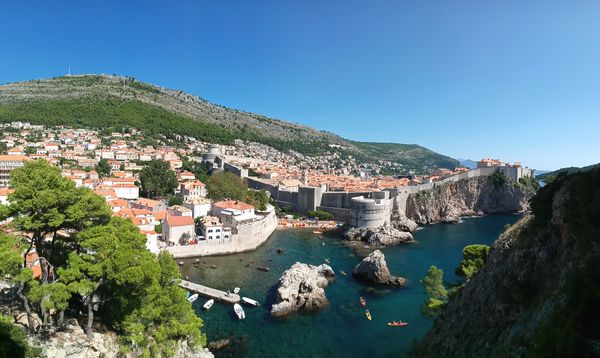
[0,75,458,172]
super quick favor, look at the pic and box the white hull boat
[187,293,199,303]
[233,287,240,294]
[234,303,245,319]
[242,297,259,307]
[203,299,214,310]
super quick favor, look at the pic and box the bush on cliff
[420,265,448,318]
[455,244,490,280]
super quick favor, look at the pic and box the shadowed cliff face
[412,168,600,358]
[405,176,534,224]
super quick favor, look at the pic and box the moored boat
[340,270,347,276]
[387,321,408,327]
[242,297,259,307]
[365,309,372,321]
[234,303,246,319]
[187,293,199,303]
[313,230,323,234]
[324,258,331,264]
[203,299,214,310]
[359,296,366,307]
[233,287,240,294]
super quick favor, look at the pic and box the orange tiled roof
[213,199,254,211]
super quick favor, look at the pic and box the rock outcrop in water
[406,175,534,224]
[413,168,600,357]
[271,263,335,317]
[345,224,415,247]
[352,250,406,286]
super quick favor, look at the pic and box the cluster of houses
[0,122,269,256]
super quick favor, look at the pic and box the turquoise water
[180,214,520,358]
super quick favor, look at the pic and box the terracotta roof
[0,188,14,196]
[213,199,254,211]
[165,214,194,227]
[135,198,161,207]
[0,155,31,161]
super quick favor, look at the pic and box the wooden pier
[179,279,240,304]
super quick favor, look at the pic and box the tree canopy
[94,158,111,178]
[455,244,491,280]
[206,172,248,201]
[139,160,178,198]
[0,160,206,356]
[6,160,111,261]
[420,265,448,318]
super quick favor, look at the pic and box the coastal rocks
[208,339,230,350]
[405,175,534,225]
[26,319,213,358]
[352,250,406,287]
[345,224,415,247]
[271,262,335,317]
[391,213,419,233]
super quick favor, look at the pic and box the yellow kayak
[365,309,372,321]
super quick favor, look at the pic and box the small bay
[180,214,520,358]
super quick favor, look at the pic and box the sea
[180,214,521,358]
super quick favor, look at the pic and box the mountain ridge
[0,74,458,173]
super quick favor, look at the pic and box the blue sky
[1,1,599,170]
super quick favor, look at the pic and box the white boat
[242,297,259,307]
[187,293,199,303]
[233,287,240,294]
[234,303,245,319]
[203,299,214,310]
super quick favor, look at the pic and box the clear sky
[1,1,599,170]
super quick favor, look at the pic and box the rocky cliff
[413,168,600,357]
[405,175,534,224]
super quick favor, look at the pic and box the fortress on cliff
[203,147,534,229]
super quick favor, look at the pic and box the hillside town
[0,121,535,258]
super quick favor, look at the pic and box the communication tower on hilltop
[67,60,71,76]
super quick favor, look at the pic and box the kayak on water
[360,296,366,307]
[366,309,372,321]
[387,321,408,327]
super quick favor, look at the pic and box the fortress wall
[277,189,296,204]
[166,210,278,258]
[349,196,393,228]
[295,186,323,213]
[316,206,351,222]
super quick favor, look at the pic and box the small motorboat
[234,303,246,320]
[359,297,366,307]
[203,299,214,310]
[324,258,331,264]
[365,309,372,321]
[322,242,325,246]
[340,270,347,276]
[187,294,199,303]
[242,297,259,307]
[387,321,408,327]
[233,287,240,294]
[312,230,323,234]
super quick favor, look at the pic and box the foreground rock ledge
[352,250,406,287]
[271,262,335,317]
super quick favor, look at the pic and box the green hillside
[0,75,459,172]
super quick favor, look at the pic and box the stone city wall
[166,210,278,258]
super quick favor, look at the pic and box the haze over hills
[0,74,458,173]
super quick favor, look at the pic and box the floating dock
[179,279,240,304]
